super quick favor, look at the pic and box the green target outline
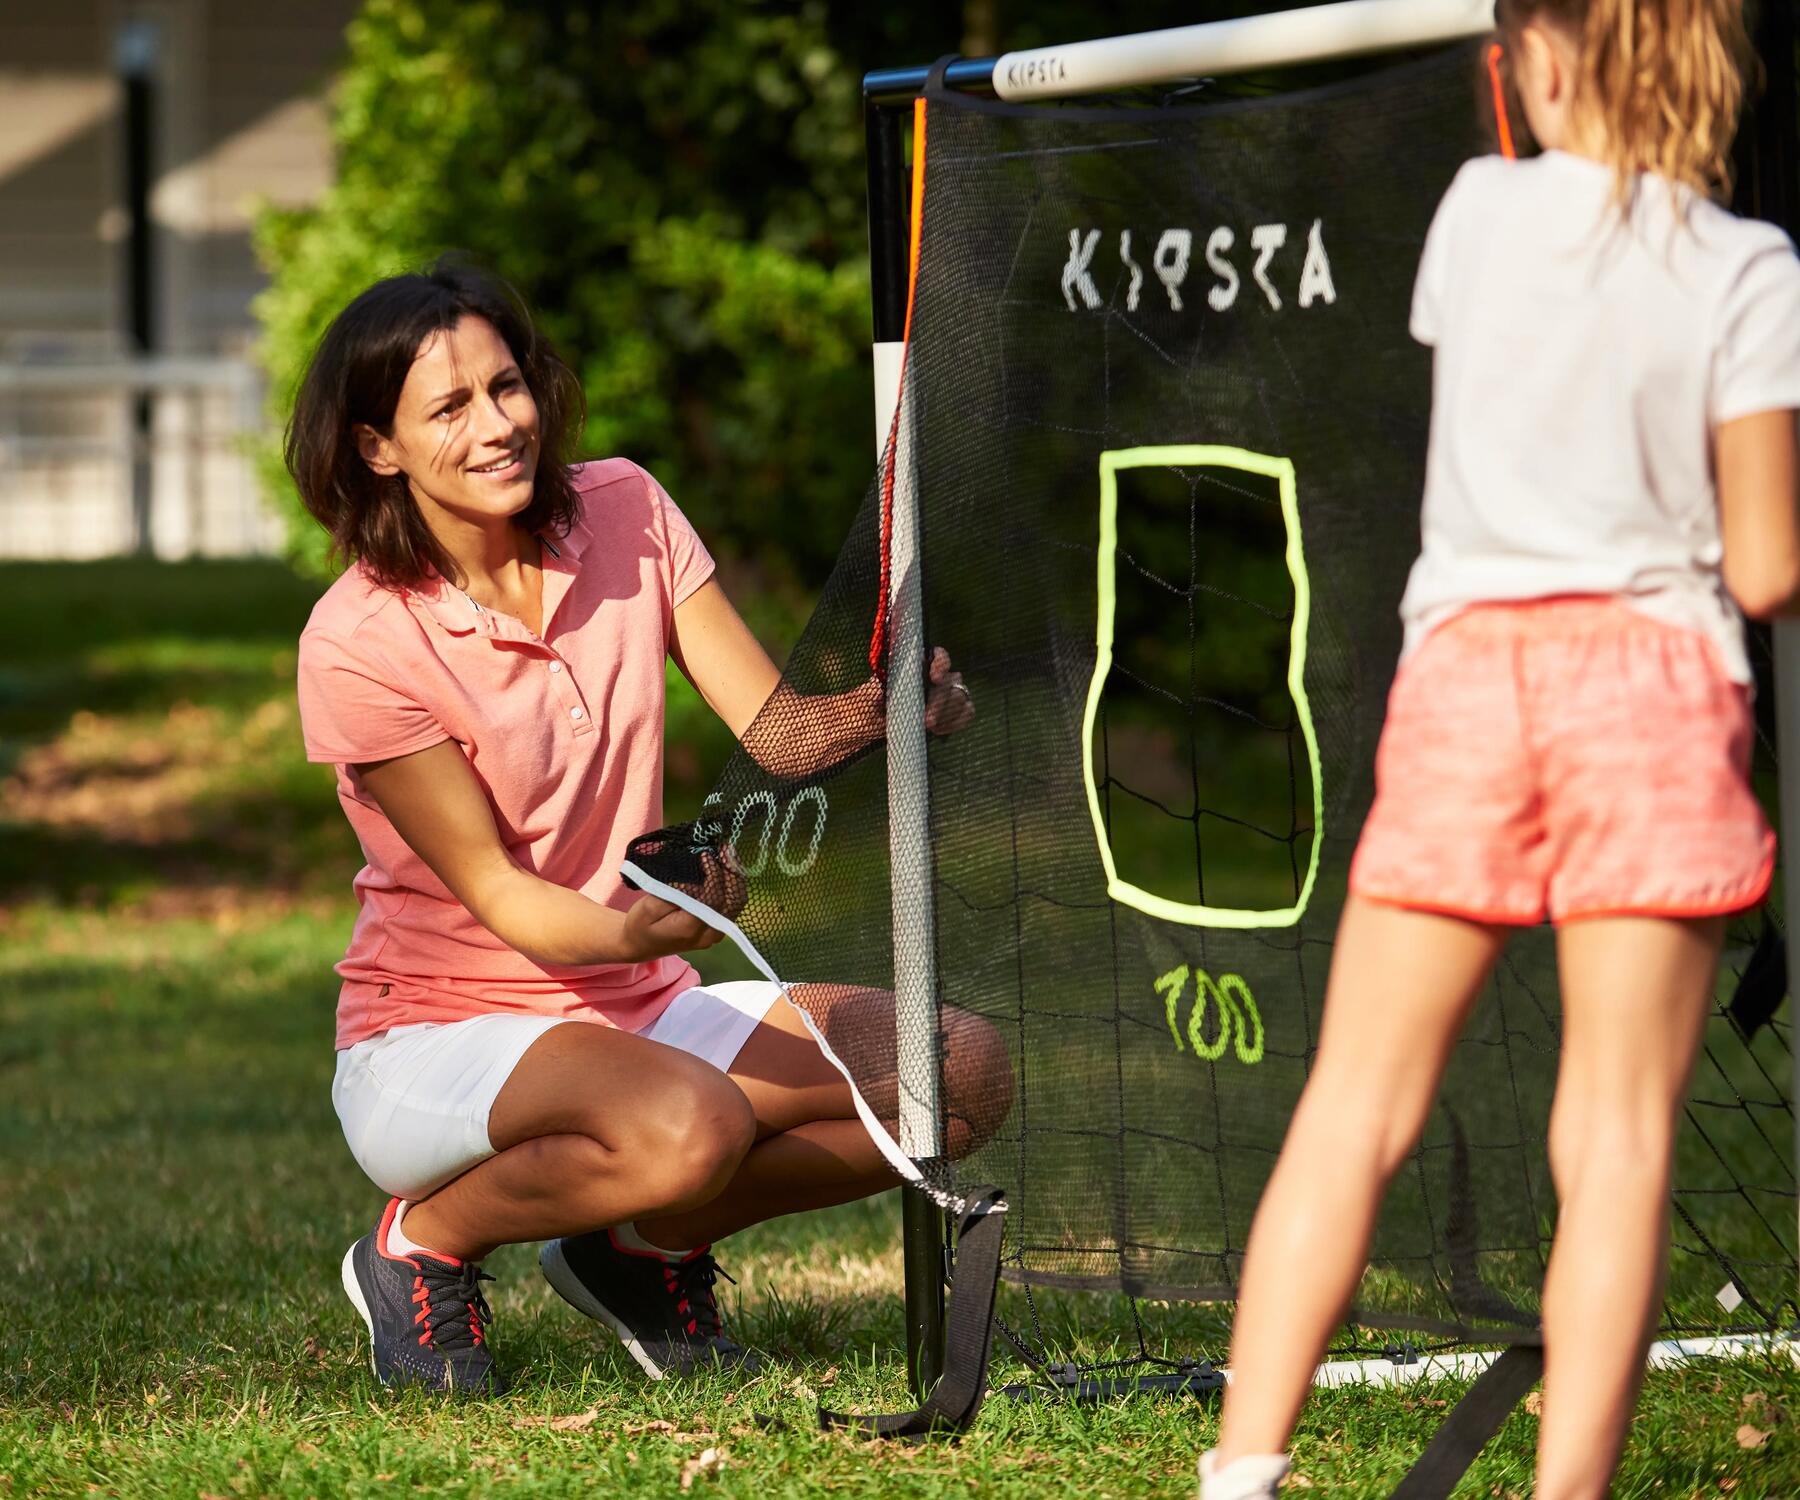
[1081,445,1322,929]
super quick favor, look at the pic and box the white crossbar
[992,0,1497,101]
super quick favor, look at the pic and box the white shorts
[331,980,783,1201]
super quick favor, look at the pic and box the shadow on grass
[0,787,350,909]
[0,559,322,664]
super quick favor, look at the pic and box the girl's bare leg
[1215,897,1508,1461]
[1534,915,1721,1500]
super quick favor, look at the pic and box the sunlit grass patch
[6,559,1800,1497]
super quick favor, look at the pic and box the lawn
[3,558,1797,1498]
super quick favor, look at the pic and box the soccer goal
[625,0,1800,1476]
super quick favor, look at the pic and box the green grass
[4,559,1800,1497]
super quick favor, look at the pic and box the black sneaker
[340,1198,502,1394]
[540,1230,760,1379]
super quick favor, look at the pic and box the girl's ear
[1518,23,1556,101]
[355,423,402,477]
[1525,18,1578,105]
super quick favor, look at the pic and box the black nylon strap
[922,54,962,100]
[1388,1342,1545,1500]
[817,1186,1006,1439]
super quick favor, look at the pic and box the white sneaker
[1198,1449,1291,1500]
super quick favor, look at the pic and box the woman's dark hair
[285,256,586,590]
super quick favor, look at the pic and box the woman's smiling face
[358,313,542,526]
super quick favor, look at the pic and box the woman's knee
[621,1067,756,1210]
[941,1009,1014,1158]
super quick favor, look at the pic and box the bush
[254,0,874,593]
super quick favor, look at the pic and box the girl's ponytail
[1501,0,1754,202]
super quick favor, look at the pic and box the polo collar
[406,574,482,635]
[538,526,581,638]
[404,526,581,638]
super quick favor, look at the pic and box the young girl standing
[1203,2,1800,1496]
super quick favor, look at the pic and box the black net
[627,43,1796,1353]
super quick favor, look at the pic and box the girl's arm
[670,579,973,778]
[355,741,731,966]
[1719,408,1800,618]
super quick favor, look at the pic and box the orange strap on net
[1486,41,1518,160]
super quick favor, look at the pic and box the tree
[256,0,887,591]
[256,1,1264,587]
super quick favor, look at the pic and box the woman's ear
[355,423,402,478]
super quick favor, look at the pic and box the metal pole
[117,19,158,558]
[863,0,1495,105]
[867,99,947,1399]
[1733,0,1800,1319]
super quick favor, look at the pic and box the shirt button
[570,706,583,720]
[548,661,562,673]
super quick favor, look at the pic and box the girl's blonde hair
[1496,0,1755,202]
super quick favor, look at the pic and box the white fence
[0,357,283,559]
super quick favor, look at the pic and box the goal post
[865,0,1504,1401]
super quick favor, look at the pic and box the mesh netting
[628,42,1796,1345]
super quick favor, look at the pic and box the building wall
[0,0,359,557]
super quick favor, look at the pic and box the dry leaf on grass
[1524,1391,1545,1418]
[511,1409,602,1432]
[622,1419,717,1443]
[1721,1478,1740,1491]
[1287,1475,1316,1489]
[678,1446,727,1490]
[819,1365,840,1388]
[1736,1424,1770,1450]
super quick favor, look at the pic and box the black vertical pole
[118,20,158,557]
[866,95,948,1401]
[867,103,910,347]
[1733,0,1800,1312]
[1735,0,1798,231]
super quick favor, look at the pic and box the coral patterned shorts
[1350,598,1774,926]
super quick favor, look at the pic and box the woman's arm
[1719,408,1800,618]
[356,740,730,966]
[670,579,974,778]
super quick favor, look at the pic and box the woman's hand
[620,890,726,960]
[924,647,975,737]
[619,844,745,960]
[356,740,738,967]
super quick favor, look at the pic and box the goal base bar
[1300,1330,1798,1390]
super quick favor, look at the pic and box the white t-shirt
[1401,150,1800,682]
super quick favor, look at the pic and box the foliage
[251,0,1294,594]
[254,0,877,590]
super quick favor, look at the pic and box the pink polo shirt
[297,458,714,1049]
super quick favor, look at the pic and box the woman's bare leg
[1534,916,1721,1500]
[1215,897,1508,1461]
[404,985,1011,1260]
[400,1023,757,1261]
[639,987,1012,1248]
